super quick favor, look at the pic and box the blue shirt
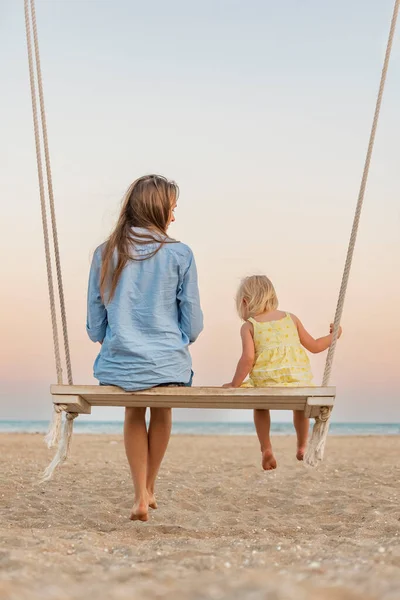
[86,229,203,390]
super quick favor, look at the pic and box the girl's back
[248,312,313,386]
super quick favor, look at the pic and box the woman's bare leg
[253,409,277,470]
[124,407,149,521]
[146,407,172,508]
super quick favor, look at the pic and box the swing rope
[24,0,63,385]
[24,0,74,458]
[29,0,73,387]
[305,0,400,466]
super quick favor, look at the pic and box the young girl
[87,175,203,521]
[223,275,342,470]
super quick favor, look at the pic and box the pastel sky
[1,0,399,423]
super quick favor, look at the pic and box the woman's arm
[86,248,108,344]
[177,250,203,343]
[223,322,255,388]
[291,314,342,354]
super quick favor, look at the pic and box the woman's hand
[329,323,343,338]
[222,382,234,388]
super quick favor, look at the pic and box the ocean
[0,421,398,436]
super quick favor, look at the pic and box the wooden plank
[305,396,335,407]
[52,395,91,414]
[304,397,335,418]
[85,395,307,405]
[308,406,327,418]
[51,384,335,399]
[50,385,335,411]
[88,399,306,410]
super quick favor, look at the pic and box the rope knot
[66,412,78,421]
[317,406,331,423]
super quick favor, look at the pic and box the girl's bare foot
[147,492,158,510]
[130,500,149,522]
[296,446,306,461]
[262,448,277,470]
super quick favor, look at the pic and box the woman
[87,175,203,521]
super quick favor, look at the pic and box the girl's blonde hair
[100,174,179,301]
[236,275,278,320]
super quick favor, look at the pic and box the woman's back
[87,229,203,390]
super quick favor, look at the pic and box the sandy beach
[1,433,399,599]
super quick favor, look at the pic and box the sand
[0,433,399,600]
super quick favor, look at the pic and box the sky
[0,0,399,424]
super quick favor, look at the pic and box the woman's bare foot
[130,500,149,522]
[147,491,158,510]
[296,446,306,461]
[262,448,277,470]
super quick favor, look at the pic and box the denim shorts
[155,370,194,388]
[100,371,194,389]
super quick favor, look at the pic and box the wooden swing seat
[51,385,335,418]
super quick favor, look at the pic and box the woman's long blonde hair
[236,275,278,320]
[100,175,179,301]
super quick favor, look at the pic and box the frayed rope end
[40,412,78,483]
[44,405,63,448]
[304,409,331,468]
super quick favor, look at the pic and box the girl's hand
[329,323,343,338]
[223,322,255,389]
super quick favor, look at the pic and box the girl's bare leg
[146,407,172,508]
[293,410,309,460]
[253,409,277,470]
[124,407,149,521]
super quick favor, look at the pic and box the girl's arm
[223,322,255,388]
[177,250,203,343]
[291,315,342,354]
[86,248,108,344]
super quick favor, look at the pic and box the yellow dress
[244,313,313,387]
